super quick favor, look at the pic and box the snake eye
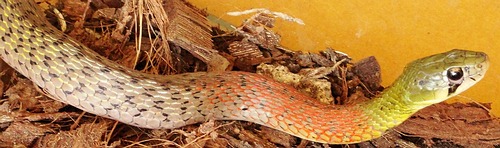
[447,67,464,95]
[447,67,464,84]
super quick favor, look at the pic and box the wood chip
[396,103,500,147]
[0,122,53,146]
[37,122,111,147]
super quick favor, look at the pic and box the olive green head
[395,49,489,109]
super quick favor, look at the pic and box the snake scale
[0,0,489,144]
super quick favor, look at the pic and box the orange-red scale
[197,72,380,143]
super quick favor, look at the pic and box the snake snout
[441,50,489,95]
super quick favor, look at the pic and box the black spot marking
[152,105,162,109]
[95,89,106,95]
[40,76,47,82]
[53,40,64,46]
[59,58,68,64]
[162,113,169,117]
[125,95,135,99]
[78,82,86,87]
[124,100,133,104]
[26,10,35,15]
[75,52,84,58]
[171,97,181,100]
[111,85,124,90]
[75,87,84,93]
[60,51,68,57]
[48,73,59,78]
[115,80,125,85]
[111,103,119,108]
[144,88,155,91]
[81,70,91,77]
[98,85,107,91]
[139,108,147,112]
[29,60,37,65]
[100,68,111,73]
[153,100,165,104]
[142,92,153,97]
[83,66,92,70]
[130,78,139,84]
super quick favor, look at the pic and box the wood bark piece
[164,0,229,72]
[352,56,382,92]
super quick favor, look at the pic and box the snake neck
[361,81,420,133]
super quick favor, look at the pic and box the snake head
[397,49,489,109]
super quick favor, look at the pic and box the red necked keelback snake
[0,0,489,144]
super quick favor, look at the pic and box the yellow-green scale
[359,71,430,142]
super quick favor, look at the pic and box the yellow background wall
[189,0,500,116]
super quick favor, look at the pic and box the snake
[0,0,490,144]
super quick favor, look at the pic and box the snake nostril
[476,63,483,69]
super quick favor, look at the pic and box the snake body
[0,0,489,144]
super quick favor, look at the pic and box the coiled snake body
[0,0,489,144]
